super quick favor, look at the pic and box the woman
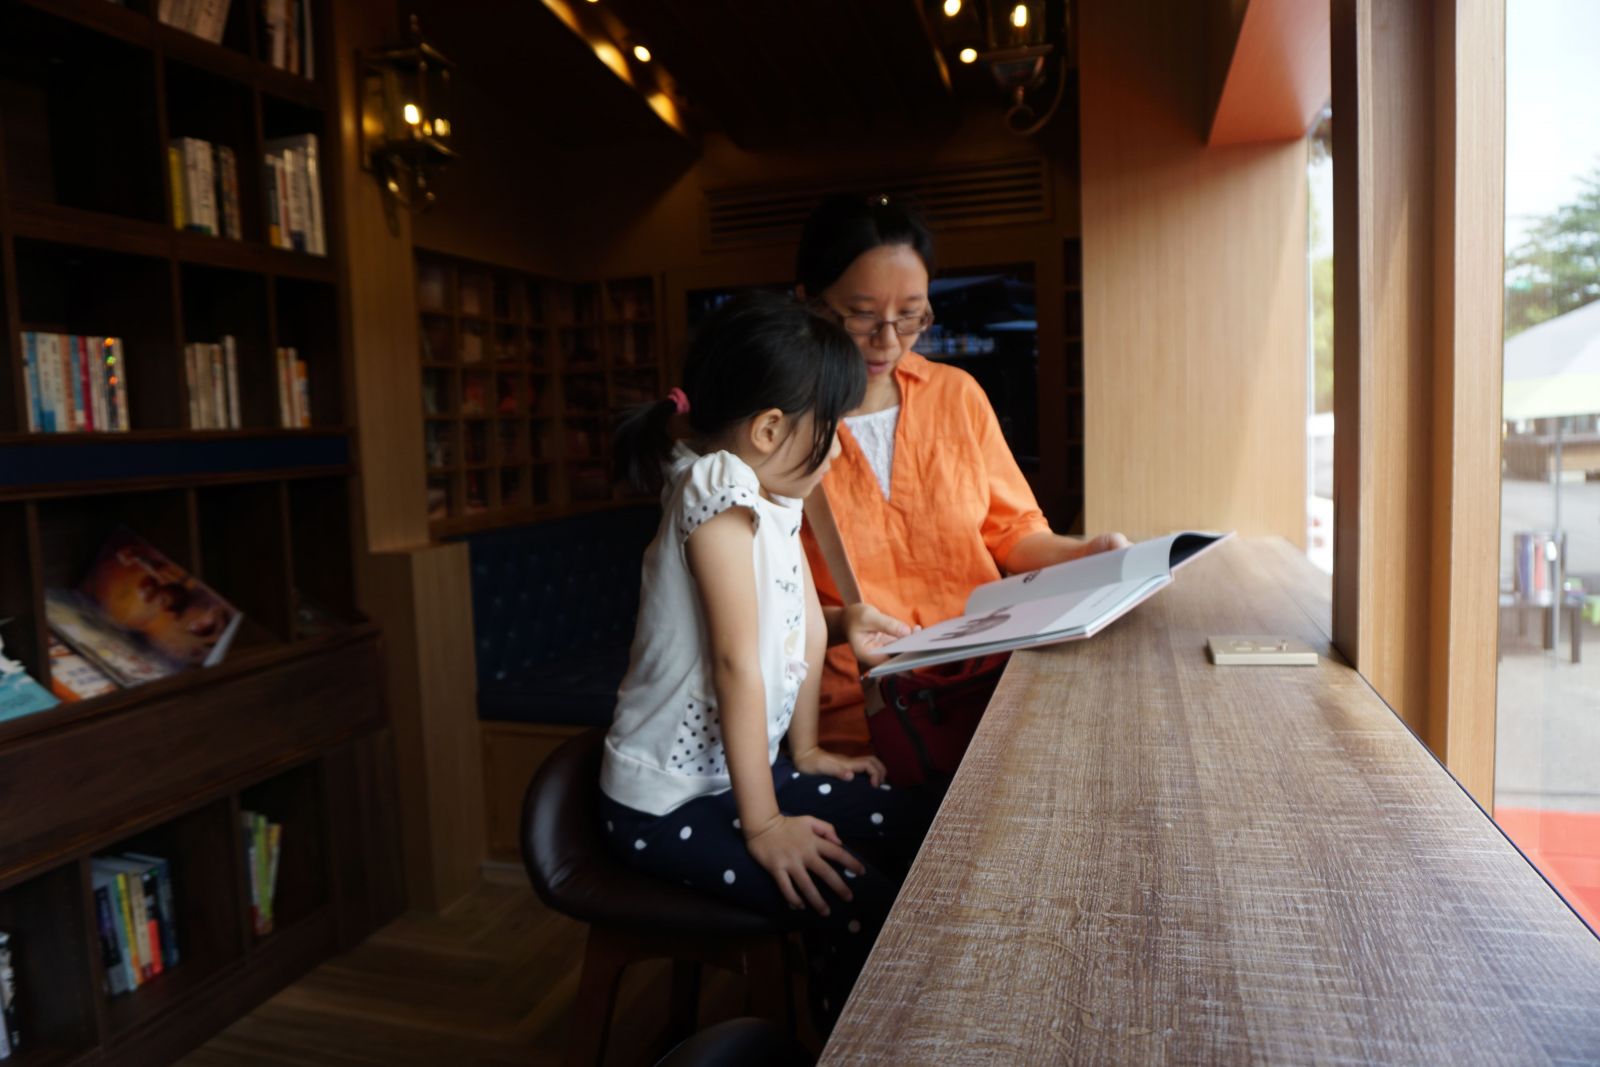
[796,194,1128,754]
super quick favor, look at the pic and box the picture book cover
[46,527,244,687]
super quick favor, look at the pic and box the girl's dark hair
[795,193,937,297]
[614,291,867,495]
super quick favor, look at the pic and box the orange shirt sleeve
[963,375,1050,570]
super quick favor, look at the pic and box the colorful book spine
[168,143,186,230]
[223,335,241,428]
[109,339,130,432]
[293,357,310,427]
[22,332,42,432]
[92,878,129,996]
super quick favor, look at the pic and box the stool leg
[567,926,628,1067]
[743,935,792,1030]
[668,959,701,1042]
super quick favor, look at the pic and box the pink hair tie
[666,387,690,415]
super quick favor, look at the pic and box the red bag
[868,654,1009,787]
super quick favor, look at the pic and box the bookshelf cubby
[0,1,401,1062]
[416,250,665,535]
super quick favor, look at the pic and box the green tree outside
[1505,164,1600,338]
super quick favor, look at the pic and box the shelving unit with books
[416,253,664,535]
[0,1,401,1063]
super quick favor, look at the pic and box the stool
[653,1017,811,1067]
[522,729,796,1066]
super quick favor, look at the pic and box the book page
[965,547,1133,615]
[884,578,1153,657]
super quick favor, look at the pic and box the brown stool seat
[521,728,798,1065]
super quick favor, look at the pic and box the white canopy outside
[1503,297,1600,421]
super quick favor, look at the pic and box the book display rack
[0,1,402,1062]
[416,250,663,535]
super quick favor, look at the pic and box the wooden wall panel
[359,544,485,911]
[1080,0,1308,543]
[332,0,484,907]
[1333,0,1505,804]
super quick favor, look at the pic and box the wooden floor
[177,865,759,1067]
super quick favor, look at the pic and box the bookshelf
[0,1,402,1063]
[1063,236,1085,534]
[416,250,663,535]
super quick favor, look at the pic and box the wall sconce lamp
[361,15,457,211]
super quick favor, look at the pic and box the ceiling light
[958,47,977,64]
[943,0,962,16]
[1011,3,1028,28]
[633,44,652,62]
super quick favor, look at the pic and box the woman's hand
[744,814,865,914]
[793,746,887,787]
[1081,531,1131,556]
[1007,530,1132,572]
[840,602,913,665]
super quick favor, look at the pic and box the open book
[865,531,1232,677]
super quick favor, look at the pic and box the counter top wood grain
[821,538,1600,1065]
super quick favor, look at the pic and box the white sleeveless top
[601,446,809,816]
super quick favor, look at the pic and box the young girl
[602,291,930,1022]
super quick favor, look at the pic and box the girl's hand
[842,602,913,665]
[794,746,887,788]
[744,814,864,914]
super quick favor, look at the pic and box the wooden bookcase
[0,1,403,1063]
[1063,236,1085,534]
[416,250,663,536]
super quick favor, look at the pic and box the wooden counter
[822,538,1600,1065]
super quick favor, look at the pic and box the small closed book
[1207,635,1318,666]
[867,531,1232,678]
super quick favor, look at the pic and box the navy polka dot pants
[599,756,936,1028]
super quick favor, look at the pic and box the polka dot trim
[723,869,736,885]
[679,484,763,542]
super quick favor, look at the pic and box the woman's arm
[793,563,887,786]
[684,510,861,913]
[1004,530,1131,574]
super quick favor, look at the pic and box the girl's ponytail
[613,396,679,496]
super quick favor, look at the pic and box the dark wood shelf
[0,6,399,1063]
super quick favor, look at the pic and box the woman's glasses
[817,303,934,338]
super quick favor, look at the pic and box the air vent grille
[704,158,1051,250]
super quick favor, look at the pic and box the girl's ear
[746,407,787,456]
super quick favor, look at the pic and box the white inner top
[844,404,900,501]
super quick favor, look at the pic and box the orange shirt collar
[894,351,932,384]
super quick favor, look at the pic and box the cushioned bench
[463,505,660,727]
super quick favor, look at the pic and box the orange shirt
[802,352,1051,753]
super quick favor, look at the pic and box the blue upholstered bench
[462,505,660,728]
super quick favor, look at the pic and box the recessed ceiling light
[1011,3,1028,28]
[943,0,962,16]
[633,44,652,62]
[958,47,977,64]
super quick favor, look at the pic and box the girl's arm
[791,560,887,787]
[685,509,862,914]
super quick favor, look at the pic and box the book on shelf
[865,531,1233,678]
[261,0,314,78]
[45,527,243,689]
[185,336,243,429]
[242,810,282,936]
[21,333,130,433]
[169,138,242,240]
[0,931,16,1059]
[0,633,59,724]
[49,634,118,703]
[263,134,325,255]
[91,854,179,994]
[275,346,310,427]
[157,0,233,42]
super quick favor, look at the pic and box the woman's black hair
[795,193,937,297]
[614,290,867,495]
